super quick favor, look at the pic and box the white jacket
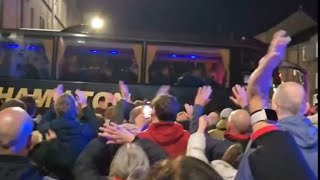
[186,132,237,180]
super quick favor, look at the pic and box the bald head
[272,82,307,117]
[228,109,250,134]
[207,112,220,126]
[0,107,33,154]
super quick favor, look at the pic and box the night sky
[78,0,318,38]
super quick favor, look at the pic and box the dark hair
[145,156,223,180]
[54,94,77,119]
[98,96,106,102]
[151,95,179,122]
[222,143,243,169]
[0,99,26,111]
[104,106,115,119]
[19,95,37,117]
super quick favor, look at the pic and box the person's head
[0,107,34,156]
[54,93,77,120]
[220,108,233,120]
[98,96,107,109]
[191,68,202,79]
[161,66,170,77]
[0,99,26,111]
[133,100,145,107]
[129,106,147,130]
[272,82,309,119]
[227,109,250,134]
[19,95,37,118]
[109,143,150,180]
[222,143,243,168]
[207,112,220,127]
[151,95,180,122]
[104,106,115,119]
[145,156,223,180]
[102,66,112,77]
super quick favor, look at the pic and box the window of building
[57,38,143,84]
[30,8,34,28]
[40,17,45,29]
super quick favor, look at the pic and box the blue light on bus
[7,44,19,49]
[170,54,177,58]
[90,50,99,54]
[109,50,119,55]
[190,55,197,59]
[28,46,40,51]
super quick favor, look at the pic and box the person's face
[192,69,202,78]
[98,101,107,109]
[161,67,169,77]
[104,69,112,77]
[135,113,146,127]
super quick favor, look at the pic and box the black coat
[0,155,46,180]
[73,137,168,180]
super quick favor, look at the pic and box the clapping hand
[75,89,88,108]
[197,115,209,133]
[229,84,248,109]
[156,85,170,97]
[194,86,212,106]
[53,84,64,102]
[119,81,131,101]
[98,123,135,144]
[184,103,194,119]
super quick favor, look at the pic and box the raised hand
[197,115,209,133]
[260,30,291,68]
[156,85,170,97]
[119,81,130,101]
[194,86,212,106]
[75,89,88,108]
[184,103,194,119]
[229,84,248,109]
[98,123,135,144]
[53,84,64,102]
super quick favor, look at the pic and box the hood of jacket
[278,115,318,149]
[144,122,188,146]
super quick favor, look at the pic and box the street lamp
[90,17,104,30]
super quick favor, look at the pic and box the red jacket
[138,122,190,158]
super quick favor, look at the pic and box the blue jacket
[278,115,318,177]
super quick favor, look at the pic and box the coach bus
[0,28,305,113]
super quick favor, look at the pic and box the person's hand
[156,85,170,97]
[184,103,194,119]
[260,30,291,68]
[197,115,209,133]
[113,93,122,105]
[98,123,135,144]
[119,81,130,101]
[46,129,57,141]
[75,89,88,108]
[176,112,189,122]
[53,84,64,102]
[119,123,141,135]
[30,131,43,149]
[229,84,248,109]
[194,86,212,106]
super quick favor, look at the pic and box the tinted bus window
[0,33,52,79]
[57,38,143,84]
[146,45,230,87]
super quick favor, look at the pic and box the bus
[0,28,304,113]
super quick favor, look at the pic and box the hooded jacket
[278,115,318,177]
[138,122,190,157]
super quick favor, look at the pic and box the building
[255,9,318,102]
[0,0,81,30]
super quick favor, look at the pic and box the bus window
[57,38,142,84]
[146,45,230,87]
[0,33,52,79]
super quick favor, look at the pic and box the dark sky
[78,0,318,38]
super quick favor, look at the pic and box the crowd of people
[0,30,318,180]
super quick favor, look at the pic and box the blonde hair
[109,143,150,180]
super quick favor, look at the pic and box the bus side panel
[0,78,233,114]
